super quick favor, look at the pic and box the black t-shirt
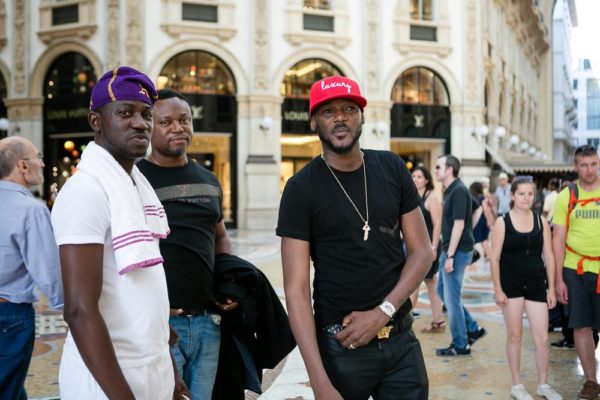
[137,159,223,309]
[276,149,419,326]
[441,179,479,252]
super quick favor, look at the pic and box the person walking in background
[0,136,64,400]
[543,178,560,223]
[51,67,184,399]
[410,165,445,333]
[470,180,494,263]
[278,76,432,400]
[137,89,233,399]
[490,176,561,400]
[552,144,600,400]
[495,172,512,218]
[433,155,486,356]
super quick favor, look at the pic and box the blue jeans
[170,314,221,400]
[0,303,35,400]
[436,250,478,349]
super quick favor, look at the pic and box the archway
[390,66,451,169]
[279,58,343,189]
[42,52,97,201]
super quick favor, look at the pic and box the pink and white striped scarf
[77,141,170,274]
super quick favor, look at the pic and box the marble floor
[26,231,599,399]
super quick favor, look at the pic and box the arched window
[281,58,343,99]
[158,50,236,95]
[44,52,96,101]
[391,67,449,106]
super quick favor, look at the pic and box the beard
[316,123,362,155]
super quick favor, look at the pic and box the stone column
[5,97,45,150]
[361,100,392,151]
[237,95,282,230]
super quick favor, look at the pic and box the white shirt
[52,172,170,368]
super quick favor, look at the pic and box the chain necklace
[321,151,370,241]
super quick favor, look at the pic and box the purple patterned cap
[89,66,158,111]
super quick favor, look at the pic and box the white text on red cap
[321,80,352,94]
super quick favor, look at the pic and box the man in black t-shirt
[137,89,233,400]
[433,155,486,356]
[277,76,432,400]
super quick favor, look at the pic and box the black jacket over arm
[212,253,296,400]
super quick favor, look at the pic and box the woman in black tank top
[411,166,445,333]
[489,177,561,399]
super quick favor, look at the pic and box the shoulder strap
[566,181,579,240]
[422,190,431,202]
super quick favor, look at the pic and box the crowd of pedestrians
[1,68,599,400]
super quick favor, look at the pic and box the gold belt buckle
[377,325,393,339]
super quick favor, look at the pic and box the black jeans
[317,318,428,400]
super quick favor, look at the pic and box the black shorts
[425,247,441,280]
[500,268,547,303]
[563,268,600,330]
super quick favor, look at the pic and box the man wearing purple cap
[51,66,186,399]
[277,76,432,399]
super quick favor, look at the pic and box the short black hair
[444,155,461,177]
[156,89,189,103]
[574,144,597,159]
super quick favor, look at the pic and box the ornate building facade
[0,0,556,229]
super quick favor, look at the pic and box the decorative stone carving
[393,0,452,57]
[5,97,44,121]
[465,0,477,102]
[283,0,351,48]
[160,0,237,41]
[125,0,142,69]
[37,0,98,44]
[107,0,120,69]
[14,0,26,94]
[0,0,6,49]
[253,0,269,91]
[366,0,379,96]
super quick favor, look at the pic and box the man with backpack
[552,144,600,400]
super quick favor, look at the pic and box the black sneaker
[468,326,487,345]
[550,338,575,349]
[435,344,471,356]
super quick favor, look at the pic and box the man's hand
[172,373,190,400]
[444,258,454,273]
[335,308,390,349]
[215,296,239,312]
[556,280,569,304]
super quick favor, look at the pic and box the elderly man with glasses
[0,136,64,400]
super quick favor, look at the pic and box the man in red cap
[277,76,432,399]
[52,66,187,399]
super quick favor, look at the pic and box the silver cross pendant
[363,222,370,241]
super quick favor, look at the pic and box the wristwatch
[447,254,455,259]
[378,300,396,318]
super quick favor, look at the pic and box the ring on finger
[349,343,356,350]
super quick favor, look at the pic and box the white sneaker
[511,384,534,400]
[537,384,562,400]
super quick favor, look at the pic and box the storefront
[390,67,451,170]
[42,52,97,203]
[279,58,343,191]
[157,50,237,224]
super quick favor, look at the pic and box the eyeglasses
[575,144,597,155]
[513,175,533,183]
[22,153,44,162]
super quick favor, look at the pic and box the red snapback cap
[309,76,367,115]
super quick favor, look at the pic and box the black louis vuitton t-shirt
[276,149,419,326]
[137,159,223,309]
